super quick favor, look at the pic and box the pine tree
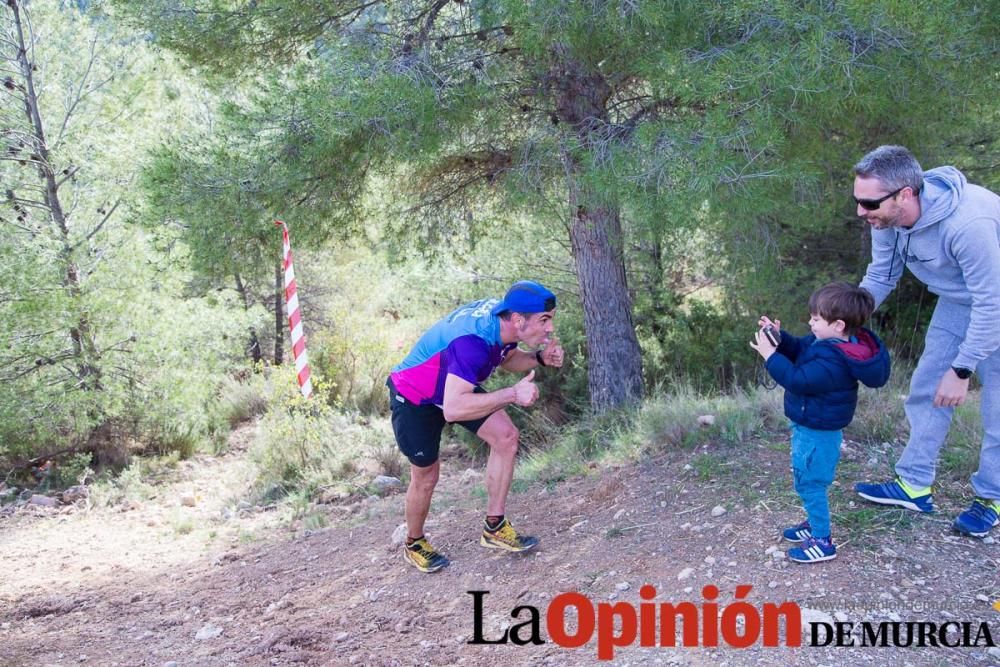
[121,0,997,410]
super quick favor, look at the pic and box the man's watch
[535,350,547,367]
[952,366,973,380]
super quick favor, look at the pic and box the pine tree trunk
[234,272,262,365]
[553,54,644,411]
[568,201,644,411]
[273,260,284,365]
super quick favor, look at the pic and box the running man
[387,281,565,572]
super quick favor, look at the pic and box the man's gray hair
[853,145,924,193]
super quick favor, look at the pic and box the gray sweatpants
[896,300,1000,500]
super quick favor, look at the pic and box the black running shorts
[388,379,490,467]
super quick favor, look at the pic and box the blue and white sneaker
[855,478,934,513]
[782,520,812,543]
[953,498,1000,538]
[788,536,836,563]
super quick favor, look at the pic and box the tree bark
[10,0,101,389]
[569,201,644,411]
[553,53,643,411]
[273,260,284,365]
[234,272,262,365]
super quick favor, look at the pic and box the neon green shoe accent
[897,477,932,498]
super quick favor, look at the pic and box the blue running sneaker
[855,478,934,513]
[953,498,1000,538]
[788,536,836,563]
[782,520,812,543]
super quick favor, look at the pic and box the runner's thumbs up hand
[512,369,539,407]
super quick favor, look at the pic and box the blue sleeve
[775,331,810,363]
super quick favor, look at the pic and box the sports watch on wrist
[952,366,973,380]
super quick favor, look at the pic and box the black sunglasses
[854,187,904,211]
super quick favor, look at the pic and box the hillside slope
[1,422,998,666]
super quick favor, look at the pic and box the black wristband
[952,366,973,380]
[535,350,546,367]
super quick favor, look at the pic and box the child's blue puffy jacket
[765,327,891,430]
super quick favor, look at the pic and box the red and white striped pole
[275,220,313,399]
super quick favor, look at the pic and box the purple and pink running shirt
[390,298,517,406]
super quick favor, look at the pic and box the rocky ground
[1,420,999,666]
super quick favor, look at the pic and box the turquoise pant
[790,422,842,539]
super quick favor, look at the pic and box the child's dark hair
[807,282,875,334]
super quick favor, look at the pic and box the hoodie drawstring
[887,233,898,281]
[885,232,911,281]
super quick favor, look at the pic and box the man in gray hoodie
[852,145,1000,538]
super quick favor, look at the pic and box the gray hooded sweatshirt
[860,167,1000,371]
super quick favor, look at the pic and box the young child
[751,282,890,563]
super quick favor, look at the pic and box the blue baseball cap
[490,280,557,315]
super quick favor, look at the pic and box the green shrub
[368,439,406,480]
[848,359,912,445]
[88,462,157,507]
[215,373,270,428]
[311,326,397,415]
[250,366,396,500]
[51,453,94,489]
[691,452,725,481]
[145,421,198,459]
[636,298,755,393]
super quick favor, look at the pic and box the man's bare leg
[477,410,519,516]
[406,460,440,539]
[476,410,538,551]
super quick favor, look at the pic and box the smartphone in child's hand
[762,325,779,347]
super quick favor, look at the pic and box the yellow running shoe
[480,518,539,552]
[403,537,450,573]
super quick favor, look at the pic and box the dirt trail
[1,422,998,666]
